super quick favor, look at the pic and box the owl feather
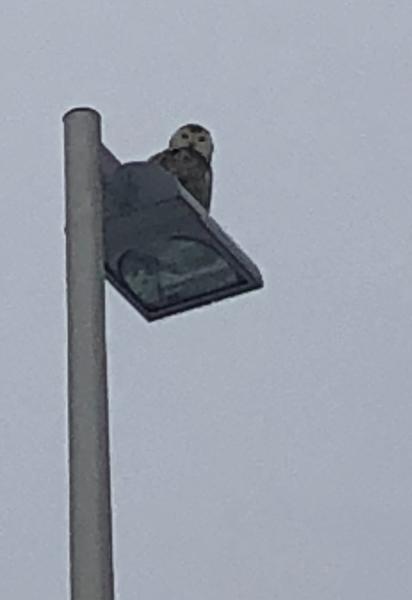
[148,123,214,212]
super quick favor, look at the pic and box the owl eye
[198,135,206,142]
[181,133,189,139]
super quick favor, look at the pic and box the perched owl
[148,123,214,212]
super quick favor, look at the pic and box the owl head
[169,124,214,163]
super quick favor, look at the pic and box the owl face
[169,124,214,163]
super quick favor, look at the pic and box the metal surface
[64,108,115,600]
[102,161,263,321]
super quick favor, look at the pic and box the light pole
[62,106,262,600]
[64,108,115,600]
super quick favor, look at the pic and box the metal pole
[63,108,115,600]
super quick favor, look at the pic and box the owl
[148,123,214,212]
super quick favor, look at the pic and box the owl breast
[149,147,212,211]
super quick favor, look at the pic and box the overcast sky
[2,1,412,599]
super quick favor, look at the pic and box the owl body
[148,124,214,212]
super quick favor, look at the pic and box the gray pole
[63,108,115,600]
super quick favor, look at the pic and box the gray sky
[1,1,412,598]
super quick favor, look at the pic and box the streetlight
[64,107,263,600]
[101,148,263,320]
